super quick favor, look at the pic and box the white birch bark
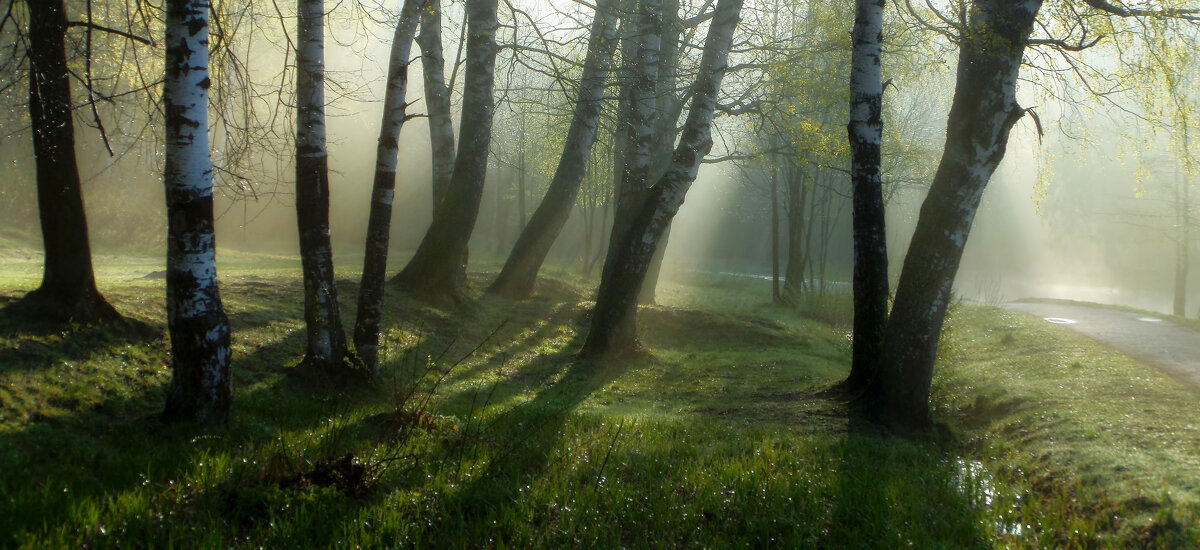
[844,0,890,390]
[295,0,354,372]
[354,0,425,371]
[163,0,233,424]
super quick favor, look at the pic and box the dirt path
[1005,301,1200,392]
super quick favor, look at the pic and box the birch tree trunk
[417,0,456,212]
[162,0,233,425]
[599,0,662,285]
[15,0,122,325]
[581,0,743,357]
[843,0,889,392]
[295,0,355,374]
[487,0,620,298]
[353,0,425,372]
[873,0,1040,434]
[391,0,498,303]
[638,0,685,305]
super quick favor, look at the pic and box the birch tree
[161,0,233,424]
[295,0,356,375]
[12,0,123,325]
[417,0,457,212]
[843,0,889,392]
[391,0,499,303]
[354,0,426,372]
[599,0,662,286]
[581,0,744,357]
[487,0,621,298]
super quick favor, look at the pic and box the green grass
[0,238,1198,547]
[936,304,1200,547]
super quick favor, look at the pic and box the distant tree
[390,0,499,303]
[10,0,124,325]
[161,0,233,424]
[295,0,358,376]
[581,0,744,357]
[354,0,427,372]
[487,0,621,298]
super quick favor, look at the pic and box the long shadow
[418,335,631,542]
[0,276,401,547]
[823,427,991,548]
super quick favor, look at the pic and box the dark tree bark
[842,0,890,393]
[390,0,498,303]
[580,0,744,357]
[781,165,809,303]
[871,0,1040,435]
[487,0,620,298]
[13,0,122,324]
[417,0,456,212]
[354,0,425,372]
[162,0,233,425]
[770,163,782,303]
[295,0,356,375]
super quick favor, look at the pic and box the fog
[1,0,1196,317]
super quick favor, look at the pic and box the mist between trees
[1,0,1199,433]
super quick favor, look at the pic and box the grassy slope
[0,237,1196,547]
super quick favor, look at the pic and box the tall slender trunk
[354,0,424,372]
[874,0,1040,435]
[581,0,743,357]
[296,0,354,374]
[17,0,121,324]
[782,166,809,303]
[1175,165,1190,317]
[487,0,620,298]
[600,0,662,286]
[843,0,889,392]
[162,0,233,425]
[391,0,498,303]
[418,0,456,212]
[771,163,781,303]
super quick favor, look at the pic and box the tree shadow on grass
[822,423,992,548]
[416,340,631,544]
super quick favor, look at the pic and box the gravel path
[1005,301,1200,392]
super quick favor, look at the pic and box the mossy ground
[0,238,1197,547]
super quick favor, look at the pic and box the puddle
[1043,317,1077,325]
[1137,317,1163,323]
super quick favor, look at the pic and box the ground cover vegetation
[1,240,1197,547]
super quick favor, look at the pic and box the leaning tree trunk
[580,0,743,358]
[390,0,498,303]
[417,0,456,212]
[162,0,233,425]
[486,0,620,298]
[16,0,122,324]
[599,0,662,285]
[295,0,355,375]
[842,0,889,393]
[354,0,424,372]
[872,0,1040,435]
[638,0,685,305]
